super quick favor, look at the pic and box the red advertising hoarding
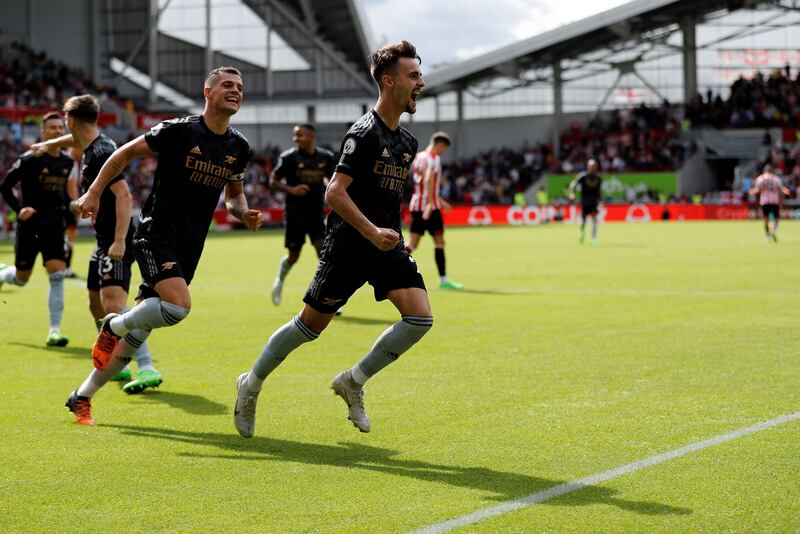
[431,204,752,226]
[213,203,757,230]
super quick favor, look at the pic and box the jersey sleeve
[0,154,30,213]
[229,141,249,182]
[144,119,181,153]
[272,151,291,180]
[86,149,123,190]
[335,133,375,181]
[412,154,428,177]
[324,152,335,178]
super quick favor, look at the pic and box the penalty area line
[410,411,800,534]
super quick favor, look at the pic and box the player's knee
[287,251,300,264]
[401,315,433,338]
[48,271,65,283]
[15,270,31,284]
[160,300,190,326]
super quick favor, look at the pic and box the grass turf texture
[1,222,799,532]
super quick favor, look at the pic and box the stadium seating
[1,55,798,213]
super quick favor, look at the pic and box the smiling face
[292,126,315,153]
[205,72,244,116]
[382,56,425,114]
[41,116,65,140]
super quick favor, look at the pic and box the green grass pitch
[1,221,799,532]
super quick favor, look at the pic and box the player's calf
[355,315,433,381]
[105,297,191,338]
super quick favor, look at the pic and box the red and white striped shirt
[409,150,441,212]
[755,172,784,205]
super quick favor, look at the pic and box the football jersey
[0,150,73,221]
[575,172,603,205]
[139,115,249,255]
[329,110,418,252]
[81,133,132,243]
[409,150,442,212]
[272,146,335,218]
[754,172,783,205]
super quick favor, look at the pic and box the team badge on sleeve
[343,138,356,155]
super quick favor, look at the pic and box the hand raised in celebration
[76,190,101,224]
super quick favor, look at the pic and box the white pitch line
[411,411,800,534]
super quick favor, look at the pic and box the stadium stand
[686,67,800,129]
[0,42,126,115]
[0,63,797,216]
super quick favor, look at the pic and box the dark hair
[295,123,316,133]
[370,40,420,89]
[430,131,451,146]
[41,112,63,125]
[205,66,242,88]
[63,95,100,123]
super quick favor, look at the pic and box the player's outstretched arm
[325,172,399,251]
[567,176,579,200]
[107,180,133,260]
[30,134,78,156]
[422,167,436,220]
[77,135,152,223]
[225,180,263,231]
[269,171,309,196]
[0,160,24,214]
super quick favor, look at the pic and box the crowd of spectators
[436,103,693,205]
[685,67,800,128]
[0,126,26,178]
[555,103,690,174]
[1,52,799,212]
[0,42,128,114]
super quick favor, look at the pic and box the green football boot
[46,329,69,347]
[110,368,132,381]
[439,280,464,290]
[122,369,163,395]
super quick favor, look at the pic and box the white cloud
[361,0,630,68]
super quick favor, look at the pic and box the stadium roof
[240,0,375,78]
[107,0,377,106]
[422,0,773,97]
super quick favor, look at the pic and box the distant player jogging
[749,164,790,243]
[65,67,263,426]
[408,131,462,289]
[269,123,335,306]
[0,112,74,346]
[234,40,432,437]
[33,94,163,393]
[568,159,603,245]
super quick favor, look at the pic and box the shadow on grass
[332,315,395,326]
[104,424,692,516]
[440,288,524,296]
[128,391,228,415]
[8,341,90,359]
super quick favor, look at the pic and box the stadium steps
[695,128,771,160]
